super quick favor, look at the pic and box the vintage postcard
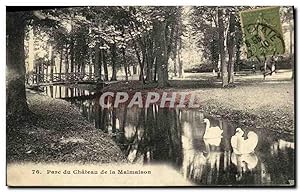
[6,5,295,187]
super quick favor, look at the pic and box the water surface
[44,85,295,186]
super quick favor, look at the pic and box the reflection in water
[42,85,92,99]
[82,103,294,185]
[44,86,294,186]
[231,152,258,181]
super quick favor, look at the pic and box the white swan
[231,128,258,154]
[203,118,223,139]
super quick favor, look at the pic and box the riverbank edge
[7,90,127,163]
[200,100,294,135]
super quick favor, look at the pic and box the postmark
[243,22,285,59]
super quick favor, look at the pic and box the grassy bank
[7,91,127,163]
[190,81,294,134]
[102,76,294,134]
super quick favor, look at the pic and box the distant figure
[270,57,277,75]
[251,64,256,73]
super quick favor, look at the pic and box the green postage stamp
[240,7,285,59]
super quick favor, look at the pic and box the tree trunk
[153,20,168,87]
[112,108,116,133]
[235,43,241,72]
[81,60,85,78]
[49,46,54,82]
[59,50,63,74]
[35,60,40,85]
[28,27,35,73]
[139,50,145,82]
[6,12,29,117]
[145,34,154,81]
[88,47,93,80]
[290,21,294,79]
[70,38,74,73]
[65,46,69,73]
[122,48,128,81]
[217,8,228,87]
[41,59,45,83]
[110,43,117,81]
[77,58,81,73]
[154,56,157,81]
[59,50,63,82]
[163,24,170,84]
[94,43,100,81]
[227,12,235,84]
[173,25,179,77]
[173,56,177,77]
[227,51,234,84]
[133,65,137,75]
[103,50,109,81]
[178,37,183,78]
[132,38,144,82]
[99,48,102,81]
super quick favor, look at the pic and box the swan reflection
[231,152,258,181]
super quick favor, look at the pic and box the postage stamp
[240,7,285,59]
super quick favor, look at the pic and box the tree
[153,19,168,87]
[226,11,236,84]
[217,8,228,87]
[190,7,220,77]
[150,6,184,86]
[191,6,245,86]
[280,7,294,79]
[6,11,29,118]
[7,8,64,119]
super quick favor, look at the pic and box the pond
[43,85,295,186]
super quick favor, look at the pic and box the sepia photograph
[5,5,295,187]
